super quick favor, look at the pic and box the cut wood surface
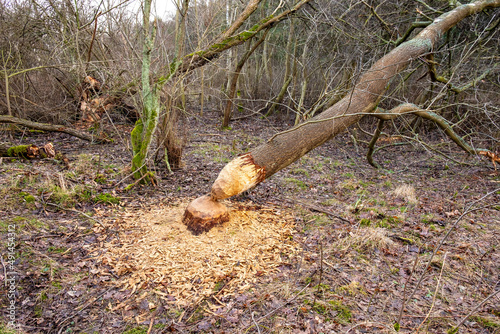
[183,195,230,235]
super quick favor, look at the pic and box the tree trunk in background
[130,0,159,179]
[210,0,500,200]
[295,33,312,125]
[266,19,295,116]
[262,34,273,87]
[175,0,190,110]
[223,31,268,128]
[175,0,189,59]
[156,0,190,171]
[289,39,299,113]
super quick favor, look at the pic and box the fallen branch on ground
[0,115,109,142]
[0,142,69,167]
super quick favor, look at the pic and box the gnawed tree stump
[183,0,500,234]
[182,154,265,234]
[182,195,230,235]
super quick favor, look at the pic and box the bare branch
[0,115,107,143]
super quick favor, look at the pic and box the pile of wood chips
[90,200,299,307]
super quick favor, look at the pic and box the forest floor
[0,110,499,334]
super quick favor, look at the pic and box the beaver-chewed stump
[182,195,230,235]
[183,153,266,234]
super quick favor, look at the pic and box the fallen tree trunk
[210,0,500,200]
[0,115,106,142]
[184,0,500,234]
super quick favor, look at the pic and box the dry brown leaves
[87,199,300,307]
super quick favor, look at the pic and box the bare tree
[130,0,312,179]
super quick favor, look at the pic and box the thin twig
[45,202,108,230]
[450,289,500,332]
[0,254,7,287]
[251,311,261,334]
[57,287,114,334]
[415,252,448,333]
[147,311,157,334]
[284,197,351,223]
[313,241,323,308]
[402,189,500,320]
[254,282,311,324]
[396,245,421,326]
[366,118,384,168]
[347,321,396,333]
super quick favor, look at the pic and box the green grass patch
[19,191,35,203]
[284,178,308,190]
[94,173,107,184]
[291,168,310,177]
[311,214,330,226]
[377,216,402,228]
[122,326,148,334]
[470,315,500,330]
[328,300,352,324]
[48,246,68,254]
[94,193,120,205]
[0,323,18,334]
[320,198,340,206]
[359,218,371,227]
[213,281,224,292]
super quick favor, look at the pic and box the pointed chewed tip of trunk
[211,153,266,200]
[182,195,230,235]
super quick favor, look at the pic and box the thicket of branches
[0,0,499,157]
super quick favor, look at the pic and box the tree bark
[222,30,268,128]
[130,0,159,179]
[210,0,500,200]
[161,0,312,80]
[0,115,103,142]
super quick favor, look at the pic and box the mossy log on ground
[0,142,69,167]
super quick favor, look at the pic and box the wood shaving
[89,200,299,306]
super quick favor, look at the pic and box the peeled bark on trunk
[209,0,500,200]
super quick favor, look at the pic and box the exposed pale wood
[211,153,266,200]
[183,195,229,235]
